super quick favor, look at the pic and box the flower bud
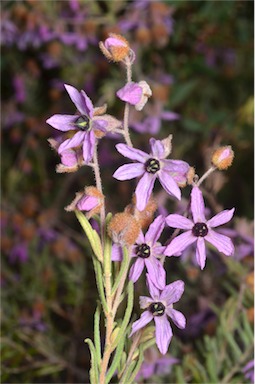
[211,146,234,170]
[125,195,157,229]
[99,33,130,62]
[107,212,140,247]
[65,186,104,218]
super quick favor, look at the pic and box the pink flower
[117,80,152,111]
[46,84,121,163]
[113,137,190,211]
[164,186,235,269]
[129,215,166,289]
[130,274,186,355]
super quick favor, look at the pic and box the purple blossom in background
[136,347,178,381]
[131,109,180,135]
[47,84,121,163]
[129,215,166,289]
[243,360,254,383]
[164,186,235,269]
[113,137,189,211]
[9,243,29,263]
[130,274,186,354]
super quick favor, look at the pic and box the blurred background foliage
[1,1,253,383]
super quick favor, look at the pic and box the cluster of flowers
[47,33,235,362]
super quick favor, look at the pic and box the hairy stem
[196,166,216,187]
[122,57,133,147]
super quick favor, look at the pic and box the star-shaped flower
[113,136,190,211]
[164,186,235,269]
[129,215,166,289]
[46,84,121,163]
[130,274,186,355]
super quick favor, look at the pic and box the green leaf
[75,210,103,262]
[84,338,99,384]
[111,247,130,295]
[112,281,134,350]
[92,256,108,314]
[169,79,199,108]
[94,303,101,368]
[105,332,126,384]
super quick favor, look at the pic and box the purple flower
[129,215,166,289]
[9,243,29,263]
[164,186,235,269]
[136,347,178,380]
[46,84,121,163]
[131,109,180,135]
[113,136,190,211]
[117,80,152,111]
[243,360,254,383]
[130,274,186,354]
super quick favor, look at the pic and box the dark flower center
[145,158,160,174]
[75,115,90,131]
[149,302,165,316]
[135,243,151,258]
[192,222,208,237]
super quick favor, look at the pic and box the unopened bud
[107,212,140,247]
[125,195,157,229]
[110,326,120,344]
[211,146,234,170]
[99,33,130,62]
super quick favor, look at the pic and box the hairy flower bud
[99,33,130,62]
[211,146,234,170]
[65,186,104,218]
[125,195,157,229]
[107,212,140,247]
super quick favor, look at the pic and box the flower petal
[146,273,160,300]
[130,311,153,337]
[139,296,154,309]
[145,257,166,290]
[77,196,98,211]
[191,186,206,223]
[81,90,94,118]
[46,114,77,131]
[205,229,234,256]
[167,308,186,329]
[116,82,142,105]
[111,244,123,261]
[166,214,193,230]
[154,316,173,355]
[64,84,93,116]
[82,130,95,163]
[158,170,181,200]
[129,258,145,283]
[207,208,235,228]
[92,118,108,132]
[160,280,185,305]
[113,163,145,180]
[145,215,165,245]
[196,237,206,270]
[149,138,165,159]
[135,173,156,211]
[116,143,149,162]
[164,231,196,257]
[58,131,85,153]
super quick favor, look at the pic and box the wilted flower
[164,186,235,269]
[130,274,186,354]
[113,137,190,211]
[117,80,152,111]
[46,84,121,163]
